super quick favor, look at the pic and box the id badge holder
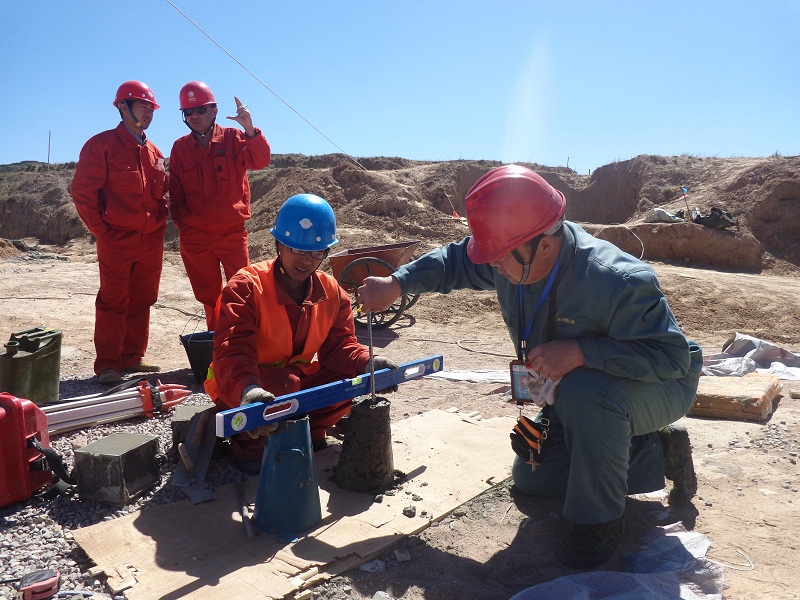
[509,359,534,405]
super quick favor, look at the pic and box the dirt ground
[2,240,799,600]
[2,153,799,598]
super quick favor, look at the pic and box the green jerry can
[0,326,62,406]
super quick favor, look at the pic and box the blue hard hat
[269,194,339,251]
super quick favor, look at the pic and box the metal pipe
[42,390,142,413]
[45,397,143,425]
[48,409,144,436]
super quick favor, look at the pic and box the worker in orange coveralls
[71,81,168,385]
[204,194,396,475]
[168,81,271,331]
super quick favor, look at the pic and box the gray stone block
[74,433,160,506]
[170,403,214,453]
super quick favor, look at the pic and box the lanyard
[517,256,560,361]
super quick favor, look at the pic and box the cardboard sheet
[73,409,515,599]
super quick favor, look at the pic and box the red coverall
[70,122,168,375]
[168,124,271,331]
[205,258,371,462]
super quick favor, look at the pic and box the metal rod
[368,313,375,400]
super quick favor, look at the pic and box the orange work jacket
[71,122,168,236]
[204,259,341,400]
[168,124,271,234]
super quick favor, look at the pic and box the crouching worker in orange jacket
[168,81,272,331]
[204,194,396,475]
[71,81,168,385]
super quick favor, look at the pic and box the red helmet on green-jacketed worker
[465,164,566,264]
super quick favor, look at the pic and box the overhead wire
[167,0,657,336]
[164,0,479,224]
[163,0,368,173]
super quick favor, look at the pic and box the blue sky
[2,1,798,174]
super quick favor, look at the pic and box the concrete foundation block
[170,403,214,452]
[74,433,160,506]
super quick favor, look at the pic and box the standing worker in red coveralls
[168,81,271,331]
[204,194,397,475]
[71,81,168,386]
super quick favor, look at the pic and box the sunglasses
[287,246,329,260]
[182,105,212,117]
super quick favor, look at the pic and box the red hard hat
[179,81,217,109]
[113,81,159,109]
[465,165,566,264]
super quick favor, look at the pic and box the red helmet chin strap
[511,235,543,285]
[120,102,142,129]
[518,261,531,285]
[183,115,216,138]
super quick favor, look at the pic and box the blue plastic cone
[252,418,322,541]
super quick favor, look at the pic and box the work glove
[371,356,399,394]
[241,385,279,439]
[525,369,562,408]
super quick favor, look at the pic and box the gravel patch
[1,389,244,600]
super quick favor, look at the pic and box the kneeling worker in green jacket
[357,164,701,569]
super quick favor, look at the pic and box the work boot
[659,423,698,506]
[556,516,625,569]
[121,361,161,374]
[98,369,122,385]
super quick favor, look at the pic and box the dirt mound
[0,239,20,259]
[583,222,764,272]
[0,167,85,244]
[569,155,800,272]
[1,154,798,273]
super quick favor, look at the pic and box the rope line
[593,224,645,260]
[703,548,755,572]
[364,335,515,359]
[164,0,368,172]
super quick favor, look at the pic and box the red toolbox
[0,392,53,508]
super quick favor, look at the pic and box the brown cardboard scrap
[72,409,516,600]
[689,372,783,422]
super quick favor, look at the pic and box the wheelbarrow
[329,241,421,329]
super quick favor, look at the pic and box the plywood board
[688,373,783,422]
[72,409,516,600]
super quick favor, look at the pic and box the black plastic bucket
[179,331,214,384]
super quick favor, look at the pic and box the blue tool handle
[215,355,443,438]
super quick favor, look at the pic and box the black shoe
[556,516,625,569]
[659,423,698,506]
[98,369,122,385]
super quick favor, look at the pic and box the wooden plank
[689,373,783,422]
[73,409,516,600]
